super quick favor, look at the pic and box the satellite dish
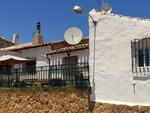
[101,3,112,13]
[64,27,83,45]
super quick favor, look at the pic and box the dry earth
[0,87,149,113]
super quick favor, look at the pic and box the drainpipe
[46,54,51,80]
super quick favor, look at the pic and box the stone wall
[0,87,149,113]
[0,87,90,113]
[90,102,150,113]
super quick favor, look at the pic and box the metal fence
[0,62,89,87]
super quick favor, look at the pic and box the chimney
[33,22,43,45]
[12,34,19,45]
[36,21,41,34]
[33,34,43,45]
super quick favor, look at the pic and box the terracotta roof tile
[48,43,89,55]
[0,42,51,51]
[0,37,89,52]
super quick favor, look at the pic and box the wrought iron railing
[0,62,89,87]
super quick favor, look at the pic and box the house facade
[0,41,51,67]
[89,9,150,106]
[0,36,89,67]
[0,33,89,86]
[47,38,89,85]
[48,38,89,65]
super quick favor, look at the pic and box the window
[145,49,149,66]
[131,38,150,73]
[137,49,150,67]
[138,50,144,67]
[26,61,36,74]
[0,65,12,75]
[63,56,78,64]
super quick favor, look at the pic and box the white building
[89,9,150,106]
[0,35,51,67]
[48,38,89,65]
[0,22,89,68]
[0,32,89,85]
[0,36,89,67]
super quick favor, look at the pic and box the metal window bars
[131,38,150,76]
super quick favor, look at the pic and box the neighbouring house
[0,33,52,86]
[0,37,89,86]
[0,35,51,67]
[0,35,89,68]
[46,38,89,85]
[0,22,89,86]
[89,9,150,106]
[47,37,89,65]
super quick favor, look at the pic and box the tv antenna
[64,27,83,45]
[101,0,112,13]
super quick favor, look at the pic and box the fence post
[46,55,51,80]
[15,69,19,81]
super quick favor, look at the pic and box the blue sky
[0,0,150,43]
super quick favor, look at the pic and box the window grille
[131,38,150,75]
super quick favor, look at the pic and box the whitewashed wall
[20,45,88,66]
[50,49,89,65]
[89,9,150,106]
[20,45,51,66]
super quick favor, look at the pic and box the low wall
[0,87,149,113]
[0,87,90,113]
[90,102,150,113]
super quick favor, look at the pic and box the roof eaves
[1,42,51,51]
[47,43,89,55]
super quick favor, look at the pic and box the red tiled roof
[48,43,89,55]
[0,38,89,53]
[0,37,15,48]
[0,42,51,51]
